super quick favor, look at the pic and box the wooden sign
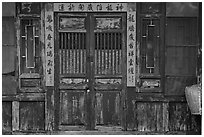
[54,3,127,12]
[45,3,54,86]
[20,2,41,14]
[127,3,136,87]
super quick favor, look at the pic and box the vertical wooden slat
[116,33,119,74]
[67,33,70,73]
[119,33,122,74]
[107,33,109,74]
[96,33,99,74]
[12,101,19,131]
[59,33,61,74]
[64,33,67,74]
[83,33,86,74]
[75,33,77,73]
[103,33,106,74]
[78,33,81,73]
[61,33,64,74]
[66,33,69,74]
[71,33,74,74]
[111,33,113,74]
[114,33,117,74]
[100,33,103,75]
[113,33,116,74]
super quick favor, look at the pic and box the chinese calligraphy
[45,5,54,86]
[54,3,127,12]
[127,7,136,87]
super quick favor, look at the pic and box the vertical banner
[45,3,54,86]
[127,3,136,87]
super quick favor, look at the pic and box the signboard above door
[54,3,127,12]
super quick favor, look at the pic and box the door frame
[54,12,127,130]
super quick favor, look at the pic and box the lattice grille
[59,32,86,74]
[94,32,122,75]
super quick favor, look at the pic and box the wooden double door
[55,13,127,130]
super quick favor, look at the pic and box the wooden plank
[2,102,12,132]
[135,102,164,131]
[2,95,17,101]
[19,73,41,78]
[20,78,41,87]
[19,87,43,93]
[54,9,60,131]
[17,93,45,101]
[94,84,122,91]
[45,87,55,131]
[162,102,169,131]
[59,91,86,125]
[121,12,127,131]
[168,102,191,131]
[59,84,88,90]
[95,92,121,126]
[19,101,45,131]
[86,13,95,130]
[12,101,19,131]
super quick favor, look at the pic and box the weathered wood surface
[95,92,121,126]
[45,87,55,131]
[127,99,197,132]
[19,101,45,131]
[12,101,19,131]
[168,102,191,131]
[133,102,164,131]
[2,102,12,132]
[60,91,86,125]
[20,78,41,88]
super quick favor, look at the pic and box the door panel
[60,91,86,125]
[57,13,88,129]
[56,13,126,129]
[95,91,121,125]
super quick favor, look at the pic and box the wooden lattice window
[20,18,40,74]
[94,17,123,75]
[140,18,160,74]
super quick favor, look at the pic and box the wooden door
[55,13,126,130]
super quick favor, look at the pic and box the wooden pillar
[86,13,96,130]
[45,88,55,131]
[44,3,55,131]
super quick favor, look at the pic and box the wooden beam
[121,11,128,131]
[45,87,55,131]
[12,101,19,131]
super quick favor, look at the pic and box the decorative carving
[141,79,160,89]
[95,79,121,84]
[60,78,86,85]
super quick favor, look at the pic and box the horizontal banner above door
[54,3,127,12]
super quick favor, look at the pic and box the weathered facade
[2,2,202,134]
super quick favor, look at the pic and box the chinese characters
[45,7,54,86]
[54,3,127,12]
[127,10,136,86]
